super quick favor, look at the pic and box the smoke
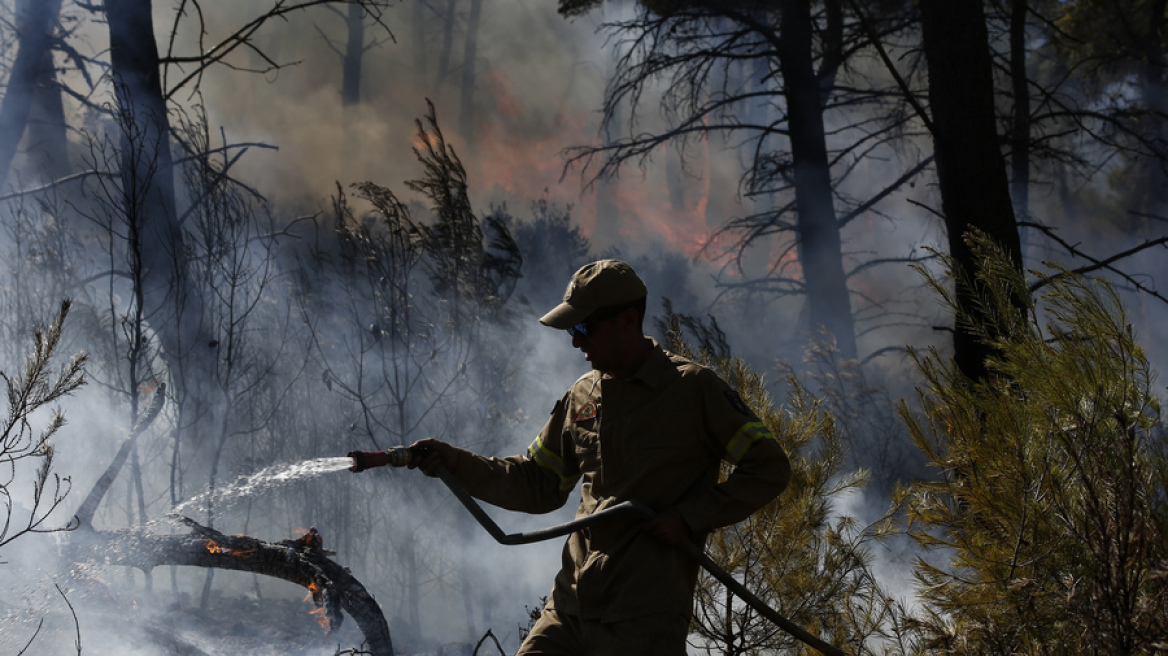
[3,0,1168,653]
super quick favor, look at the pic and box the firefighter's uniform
[451,340,791,655]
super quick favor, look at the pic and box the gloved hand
[407,438,460,476]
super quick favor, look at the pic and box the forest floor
[5,590,481,655]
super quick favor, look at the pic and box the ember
[303,580,321,602]
[204,539,254,556]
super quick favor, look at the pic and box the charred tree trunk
[106,0,178,251]
[1008,0,1037,270]
[1136,0,1168,226]
[1008,0,1030,226]
[68,521,394,656]
[412,0,428,91]
[105,0,206,368]
[0,0,63,190]
[342,2,366,105]
[920,0,1023,381]
[25,0,70,183]
[435,0,458,91]
[198,427,230,610]
[777,0,857,360]
[105,0,212,491]
[458,0,483,143]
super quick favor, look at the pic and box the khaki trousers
[516,607,690,656]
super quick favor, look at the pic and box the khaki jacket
[454,341,791,621]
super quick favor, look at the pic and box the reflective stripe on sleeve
[527,436,580,491]
[725,421,773,464]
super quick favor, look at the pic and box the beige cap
[539,259,647,329]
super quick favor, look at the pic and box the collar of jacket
[596,338,679,391]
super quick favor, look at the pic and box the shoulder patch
[726,390,751,416]
[573,402,599,423]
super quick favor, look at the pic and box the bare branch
[1022,221,1168,304]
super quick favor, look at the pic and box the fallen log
[67,519,393,656]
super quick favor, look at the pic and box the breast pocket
[573,425,602,473]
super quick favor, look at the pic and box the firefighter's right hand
[408,438,459,477]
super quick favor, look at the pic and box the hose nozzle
[348,446,415,472]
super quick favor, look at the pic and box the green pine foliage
[898,233,1168,654]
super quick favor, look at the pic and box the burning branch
[67,520,393,656]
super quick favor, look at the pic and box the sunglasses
[567,304,633,340]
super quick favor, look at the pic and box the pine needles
[1,300,87,550]
[899,232,1168,654]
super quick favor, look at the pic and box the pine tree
[899,232,1168,654]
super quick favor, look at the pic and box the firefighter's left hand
[644,508,691,545]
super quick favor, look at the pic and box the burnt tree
[773,0,854,360]
[315,1,392,106]
[69,520,394,656]
[104,0,204,373]
[343,2,366,105]
[68,384,392,653]
[458,0,484,143]
[0,0,65,190]
[919,0,1024,380]
[1007,0,1031,227]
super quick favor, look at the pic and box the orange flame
[205,539,254,556]
[309,606,330,632]
[303,580,322,602]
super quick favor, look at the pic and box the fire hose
[349,448,845,656]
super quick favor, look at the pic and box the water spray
[172,456,354,517]
[347,447,845,656]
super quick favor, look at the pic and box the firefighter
[411,259,791,656]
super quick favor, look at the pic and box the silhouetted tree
[0,0,65,190]
[918,0,1024,381]
[105,0,201,377]
[314,1,393,105]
